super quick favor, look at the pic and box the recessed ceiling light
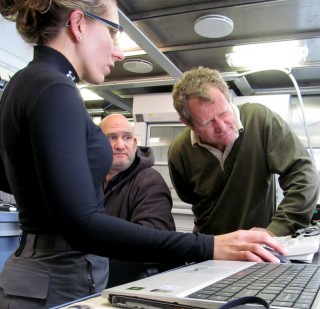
[225,43,308,69]
[123,59,153,73]
[194,14,234,38]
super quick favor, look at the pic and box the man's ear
[68,10,86,42]
[179,116,192,129]
[133,137,138,149]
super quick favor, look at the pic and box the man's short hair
[172,66,230,126]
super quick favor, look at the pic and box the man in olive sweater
[168,67,319,237]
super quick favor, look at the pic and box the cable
[218,296,270,309]
[240,68,316,165]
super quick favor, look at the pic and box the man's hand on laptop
[213,229,287,263]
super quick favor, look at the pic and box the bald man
[100,114,177,287]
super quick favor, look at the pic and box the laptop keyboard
[187,263,320,308]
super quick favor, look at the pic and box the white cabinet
[147,124,195,232]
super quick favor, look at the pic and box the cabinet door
[147,124,194,232]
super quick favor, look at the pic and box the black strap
[219,296,270,309]
[15,232,26,257]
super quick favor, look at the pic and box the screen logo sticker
[126,287,145,291]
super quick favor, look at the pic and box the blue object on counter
[0,211,21,272]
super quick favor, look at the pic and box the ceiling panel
[83,0,320,117]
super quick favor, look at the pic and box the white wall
[133,93,180,123]
[0,16,33,80]
[232,94,290,122]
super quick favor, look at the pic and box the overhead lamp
[79,88,104,101]
[118,32,147,57]
[119,32,139,50]
[123,59,153,73]
[194,14,234,38]
[226,44,308,69]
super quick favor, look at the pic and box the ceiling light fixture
[80,88,104,101]
[194,14,234,38]
[119,32,139,51]
[123,50,147,57]
[118,33,147,57]
[123,59,153,73]
[226,44,308,69]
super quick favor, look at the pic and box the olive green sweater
[168,103,319,236]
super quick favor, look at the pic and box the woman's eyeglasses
[66,10,123,46]
[84,11,123,45]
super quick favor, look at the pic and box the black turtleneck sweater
[0,45,213,263]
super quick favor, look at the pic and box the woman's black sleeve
[29,84,213,264]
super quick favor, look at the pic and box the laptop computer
[101,260,320,309]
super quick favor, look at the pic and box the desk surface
[53,294,111,308]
